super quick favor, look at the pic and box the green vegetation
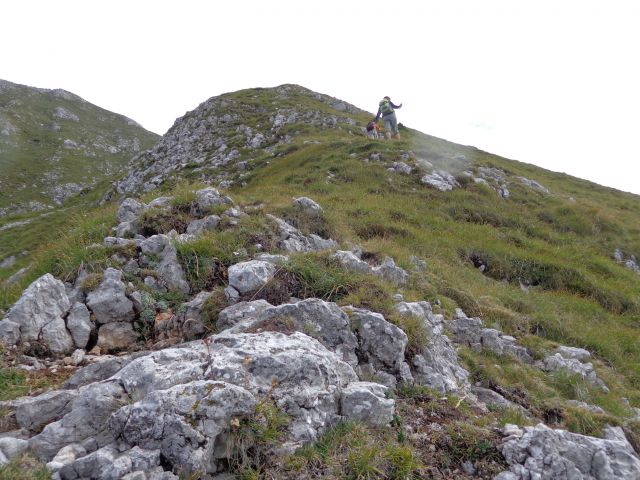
[0,345,72,402]
[0,80,158,264]
[0,81,158,212]
[0,454,50,480]
[268,386,506,478]
[229,399,291,478]
[276,421,424,479]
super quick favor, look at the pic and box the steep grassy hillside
[0,79,159,270]
[2,85,640,478]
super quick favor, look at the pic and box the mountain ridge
[0,78,159,217]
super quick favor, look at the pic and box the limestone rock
[175,291,214,340]
[372,256,408,285]
[543,353,608,392]
[292,196,323,217]
[0,320,21,345]
[59,444,128,480]
[565,400,606,414]
[116,221,136,238]
[71,349,86,365]
[127,446,161,472]
[139,235,190,294]
[41,317,74,355]
[347,308,407,371]
[147,196,173,210]
[268,214,338,253]
[471,386,530,417]
[66,302,93,349]
[219,298,359,367]
[46,443,86,472]
[0,437,28,460]
[448,311,533,363]
[555,345,592,361]
[97,322,138,352]
[109,380,256,476]
[15,389,78,432]
[332,250,371,274]
[86,268,134,324]
[216,300,273,331]
[29,381,129,460]
[24,325,394,473]
[254,253,289,265]
[186,215,220,235]
[498,423,640,479]
[340,382,394,426]
[421,171,458,191]
[396,301,470,393]
[390,162,412,174]
[227,260,277,294]
[192,187,232,215]
[518,176,550,194]
[64,354,146,389]
[117,198,146,224]
[2,273,70,343]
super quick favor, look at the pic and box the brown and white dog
[365,120,381,139]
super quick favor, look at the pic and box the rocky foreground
[1,188,640,479]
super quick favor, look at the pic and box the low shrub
[284,254,351,302]
[228,399,290,477]
[200,287,228,332]
[80,272,103,292]
[139,209,191,236]
[462,249,637,314]
[386,312,429,356]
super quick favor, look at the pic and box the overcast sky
[2,0,639,194]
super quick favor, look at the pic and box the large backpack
[379,99,393,115]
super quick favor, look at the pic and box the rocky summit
[1,84,640,479]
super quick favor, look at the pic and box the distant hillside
[0,79,159,217]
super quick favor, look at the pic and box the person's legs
[387,113,400,139]
[383,117,392,139]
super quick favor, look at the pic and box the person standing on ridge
[375,96,403,139]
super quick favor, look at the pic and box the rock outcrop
[268,215,338,253]
[396,301,470,393]
[86,268,135,325]
[542,352,609,392]
[0,273,74,355]
[448,309,533,363]
[332,250,408,285]
[496,423,640,479]
[421,170,459,191]
[139,235,190,294]
[11,330,393,476]
[113,85,364,194]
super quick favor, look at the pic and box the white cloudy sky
[2,0,639,194]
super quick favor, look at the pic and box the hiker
[365,120,380,139]
[375,96,402,139]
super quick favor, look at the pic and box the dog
[365,120,381,139]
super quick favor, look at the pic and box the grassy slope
[0,80,159,269]
[2,86,640,477]
[241,129,640,377]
